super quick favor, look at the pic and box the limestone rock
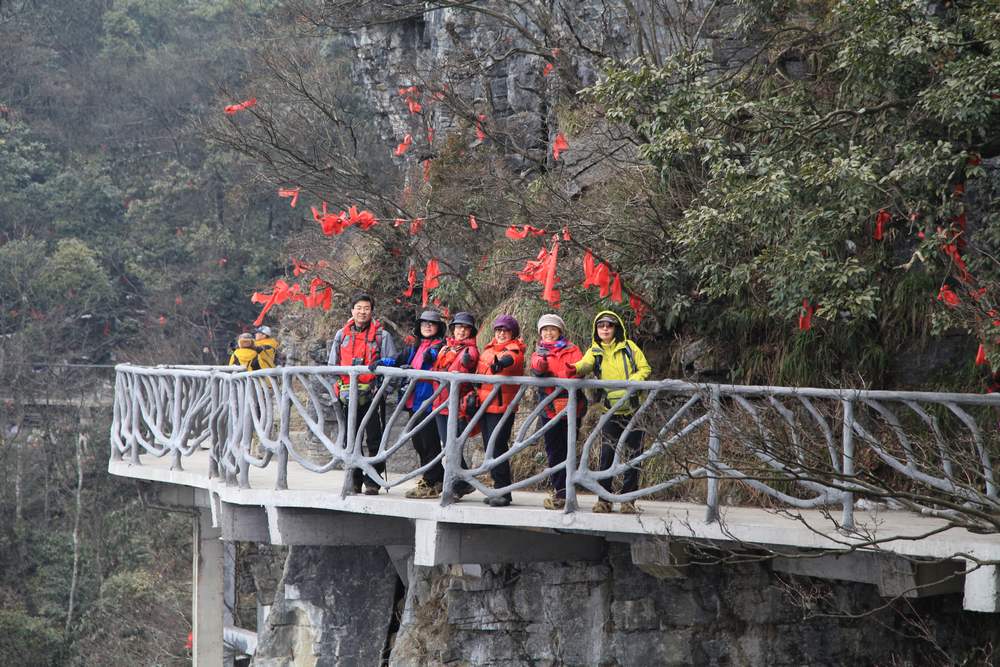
[252,545,400,666]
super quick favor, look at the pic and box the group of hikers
[229,292,651,514]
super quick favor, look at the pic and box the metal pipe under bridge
[108,364,1000,664]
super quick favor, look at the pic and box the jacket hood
[591,310,627,345]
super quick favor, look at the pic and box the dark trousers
[480,412,513,491]
[411,410,444,485]
[351,398,387,491]
[435,414,473,494]
[541,417,569,498]
[599,414,644,494]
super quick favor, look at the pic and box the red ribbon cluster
[873,209,890,241]
[251,278,333,326]
[399,86,422,114]
[582,250,622,302]
[517,236,561,307]
[310,203,378,235]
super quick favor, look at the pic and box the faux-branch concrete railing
[110,364,1000,529]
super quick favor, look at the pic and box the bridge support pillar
[193,508,224,666]
[414,520,605,566]
[964,563,1000,613]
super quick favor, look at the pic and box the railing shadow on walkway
[111,364,1000,529]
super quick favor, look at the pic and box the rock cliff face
[253,546,401,666]
[253,543,995,666]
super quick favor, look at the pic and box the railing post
[705,385,721,523]
[129,375,141,465]
[341,370,360,497]
[441,378,462,506]
[564,387,578,513]
[276,372,289,491]
[208,376,220,479]
[110,371,123,462]
[170,375,183,471]
[238,379,251,489]
[841,398,855,531]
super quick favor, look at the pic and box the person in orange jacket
[474,314,526,506]
[429,311,480,499]
[529,313,584,510]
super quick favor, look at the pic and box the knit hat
[536,313,566,334]
[450,311,478,336]
[492,314,520,339]
[256,325,273,336]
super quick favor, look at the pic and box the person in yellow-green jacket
[254,326,280,368]
[574,310,651,515]
[228,333,262,370]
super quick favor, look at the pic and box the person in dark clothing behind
[369,310,447,498]
[328,293,397,494]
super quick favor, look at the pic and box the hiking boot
[405,479,442,499]
[543,494,566,511]
[592,500,613,514]
[452,482,475,499]
[620,501,641,515]
[485,493,513,507]
[363,485,381,495]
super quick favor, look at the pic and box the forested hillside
[1,0,999,664]
[0,2,292,663]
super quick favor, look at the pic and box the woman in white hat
[529,313,584,510]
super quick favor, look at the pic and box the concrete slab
[110,451,1000,612]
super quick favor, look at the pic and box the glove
[531,354,549,375]
[367,359,381,372]
[535,345,549,357]
[460,348,474,370]
[463,391,480,416]
[489,354,514,374]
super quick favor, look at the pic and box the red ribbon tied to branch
[475,114,487,142]
[873,209,890,241]
[552,133,569,160]
[629,293,649,326]
[422,259,441,307]
[798,299,814,331]
[224,98,256,115]
[394,134,413,157]
[517,236,561,307]
[468,215,479,230]
[403,267,417,297]
[937,284,960,307]
[278,187,300,208]
[976,344,988,366]
[505,224,547,240]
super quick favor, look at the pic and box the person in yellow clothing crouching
[228,333,263,370]
[574,310,651,515]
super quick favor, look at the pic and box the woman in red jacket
[428,311,480,499]
[529,314,584,510]
[475,314,526,507]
